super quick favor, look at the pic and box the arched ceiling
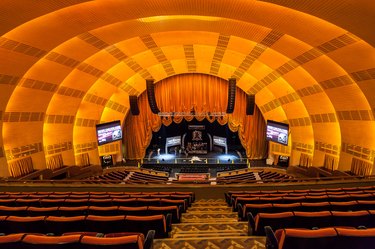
[0,0,374,171]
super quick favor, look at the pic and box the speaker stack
[246,94,255,115]
[146,79,160,114]
[226,78,236,113]
[129,95,140,115]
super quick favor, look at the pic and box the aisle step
[171,222,248,235]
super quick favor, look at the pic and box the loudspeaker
[226,78,236,113]
[246,94,255,115]
[129,95,140,115]
[146,79,160,114]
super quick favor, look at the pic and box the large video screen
[96,120,122,146]
[266,120,289,146]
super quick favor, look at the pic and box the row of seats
[216,172,256,184]
[249,210,375,236]
[238,200,375,220]
[0,204,181,223]
[0,214,168,238]
[232,193,375,211]
[0,198,188,211]
[84,170,169,184]
[0,231,154,249]
[225,186,375,203]
[265,226,375,249]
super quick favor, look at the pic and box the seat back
[80,234,144,249]
[85,215,126,234]
[58,206,88,216]
[0,233,25,249]
[45,216,86,235]
[87,206,119,216]
[278,228,337,249]
[254,212,294,236]
[5,216,46,234]
[331,210,370,228]
[292,211,332,229]
[335,227,375,249]
[21,234,81,249]
[124,215,167,238]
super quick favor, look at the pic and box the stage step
[153,236,266,249]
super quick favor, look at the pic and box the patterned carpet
[153,199,266,249]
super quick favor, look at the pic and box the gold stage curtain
[124,74,267,159]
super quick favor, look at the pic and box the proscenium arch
[0,0,374,176]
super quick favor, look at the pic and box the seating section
[217,170,294,184]
[225,186,375,237]
[265,226,375,249]
[0,231,154,249]
[0,191,194,241]
[84,170,169,184]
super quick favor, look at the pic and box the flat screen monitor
[266,120,289,146]
[213,136,227,147]
[166,136,181,147]
[96,120,122,146]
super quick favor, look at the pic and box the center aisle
[153,198,266,248]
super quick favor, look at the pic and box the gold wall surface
[0,0,374,176]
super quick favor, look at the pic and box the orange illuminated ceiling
[0,0,374,172]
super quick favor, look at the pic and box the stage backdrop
[123,74,267,159]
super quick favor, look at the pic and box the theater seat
[45,216,86,235]
[21,234,81,249]
[0,233,25,249]
[292,211,332,229]
[80,234,144,249]
[335,227,375,249]
[124,215,168,238]
[5,216,46,234]
[277,228,337,249]
[331,210,370,228]
[85,215,126,234]
[252,212,294,236]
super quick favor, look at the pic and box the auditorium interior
[0,0,375,248]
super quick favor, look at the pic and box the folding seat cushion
[124,215,167,238]
[292,211,332,229]
[5,216,46,234]
[300,202,331,212]
[331,210,370,228]
[58,206,88,216]
[45,216,86,235]
[85,215,126,234]
[87,206,119,216]
[277,228,337,249]
[0,206,28,216]
[118,206,148,216]
[335,227,375,249]
[80,234,144,249]
[0,233,25,249]
[21,234,81,249]
[253,212,294,236]
[27,207,59,217]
